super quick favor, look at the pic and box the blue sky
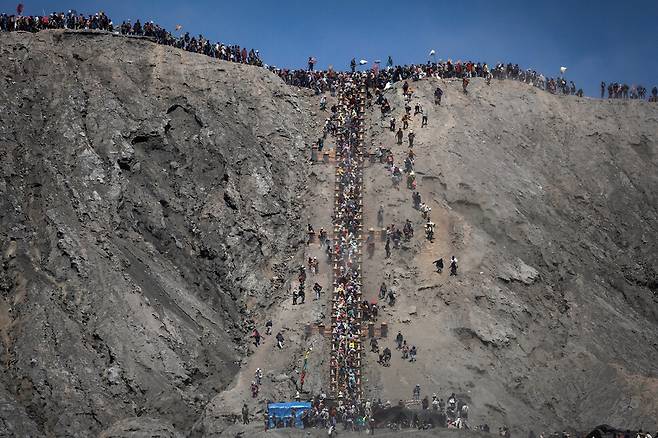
[2,0,657,96]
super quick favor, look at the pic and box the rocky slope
[360,77,658,433]
[0,30,314,437]
[0,30,657,438]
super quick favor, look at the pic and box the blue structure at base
[267,401,312,429]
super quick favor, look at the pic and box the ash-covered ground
[0,30,656,438]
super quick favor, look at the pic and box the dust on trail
[199,93,339,429]
[360,78,466,405]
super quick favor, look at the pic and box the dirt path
[361,79,470,404]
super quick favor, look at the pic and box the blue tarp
[267,401,312,428]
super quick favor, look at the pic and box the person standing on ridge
[350,58,356,73]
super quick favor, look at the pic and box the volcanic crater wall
[0,30,313,437]
[1,29,657,438]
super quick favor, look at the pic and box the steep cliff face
[0,30,313,437]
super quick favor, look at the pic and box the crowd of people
[271,60,588,98]
[0,9,262,66]
[369,80,461,278]
[270,392,374,433]
[328,77,366,404]
[262,390,658,436]
[412,389,472,429]
[262,391,473,432]
[4,9,657,101]
[601,82,658,101]
[1,9,112,31]
[275,58,658,103]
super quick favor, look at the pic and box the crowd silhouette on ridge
[0,9,262,66]
[1,8,656,99]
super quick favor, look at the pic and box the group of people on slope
[0,9,262,66]
[328,79,366,407]
[4,8,656,101]
[601,81,657,101]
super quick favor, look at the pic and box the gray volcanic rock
[0,384,44,437]
[497,258,539,284]
[99,417,183,438]
[0,30,312,437]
